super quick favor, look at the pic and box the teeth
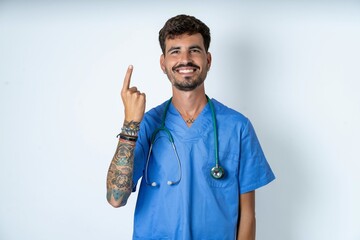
[178,69,194,73]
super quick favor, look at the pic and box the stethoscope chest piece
[210,165,225,179]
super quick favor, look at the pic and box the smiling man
[106,14,275,240]
[161,33,209,92]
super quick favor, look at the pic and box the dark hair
[159,14,211,54]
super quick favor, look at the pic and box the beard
[165,63,207,91]
[172,76,205,91]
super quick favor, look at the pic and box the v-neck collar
[165,101,212,140]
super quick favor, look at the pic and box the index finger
[122,65,133,92]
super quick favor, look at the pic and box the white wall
[1,1,359,239]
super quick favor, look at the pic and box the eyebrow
[189,45,203,50]
[167,46,181,54]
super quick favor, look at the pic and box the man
[106,14,275,240]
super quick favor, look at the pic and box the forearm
[237,191,256,240]
[106,121,139,207]
[237,213,256,240]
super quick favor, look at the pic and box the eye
[169,50,180,55]
[190,48,201,53]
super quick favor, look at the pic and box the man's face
[160,33,212,91]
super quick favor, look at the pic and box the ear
[207,52,212,71]
[160,54,166,73]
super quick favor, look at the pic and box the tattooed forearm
[106,138,136,207]
[111,189,130,202]
[114,144,134,165]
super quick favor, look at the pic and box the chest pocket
[204,150,239,188]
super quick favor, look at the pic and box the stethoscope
[145,95,225,187]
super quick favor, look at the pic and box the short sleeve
[238,119,275,194]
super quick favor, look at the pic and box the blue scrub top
[132,99,275,240]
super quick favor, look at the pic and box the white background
[1,1,359,239]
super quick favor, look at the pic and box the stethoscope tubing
[145,95,224,187]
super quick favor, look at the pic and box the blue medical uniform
[132,98,275,240]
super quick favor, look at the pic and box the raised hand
[121,65,146,122]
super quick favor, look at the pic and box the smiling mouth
[176,68,196,74]
[173,63,200,74]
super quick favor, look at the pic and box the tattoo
[112,189,130,202]
[121,120,140,136]
[114,142,134,165]
[111,168,132,188]
[106,137,136,205]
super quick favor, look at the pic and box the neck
[171,88,208,125]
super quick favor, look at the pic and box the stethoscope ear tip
[151,182,157,187]
[167,181,173,185]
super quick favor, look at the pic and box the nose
[179,51,192,64]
